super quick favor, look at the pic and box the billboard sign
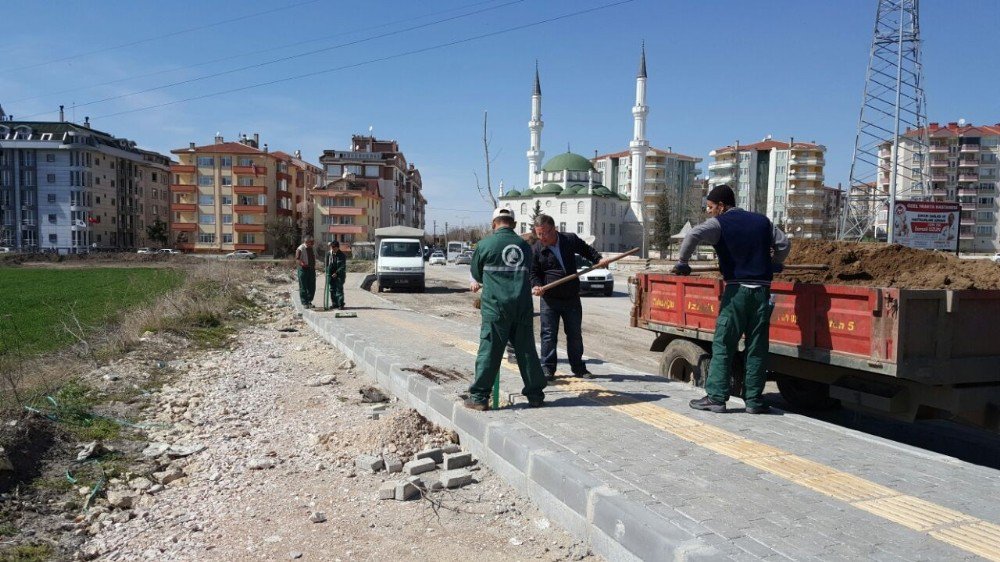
[892,200,961,251]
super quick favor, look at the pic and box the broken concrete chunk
[166,444,205,458]
[77,441,106,462]
[248,458,276,470]
[377,481,396,500]
[403,457,436,476]
[442,452,474,470]
[355,454,384,473]
[359,386,389,403]
[439,469,473,489]
[415,448,444,464]
[309,511,327,523]
[141,443,170,458]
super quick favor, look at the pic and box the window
[45,173,55,184]
[364,165,379,177]
[576,222,583,234]
[220,157,232,168]
[559,222,566,231]
[239,158,254,167]
[325,164,341,177]
[221,175,232,186]
[609,223,616,235]
[345,165,362,175]
[197,156,214,167]
[222,233,233,244]
[560,202,567,213]
[577,202,584,213]
[47,194,56,203]
[46,154,55,163]
[48,214,57,224]
[49,234,57,244]
[257,194,266,206]
[198,195,215,205]
[222,214,233,224]
[221,195,233,205]
[198,175,213,186]
[520,203,527,215]
[198,233,216,244]
[238,177,253,186]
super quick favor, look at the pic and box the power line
[8,0,504,104]
[18,0,525,119]
[1,0,321,73]
[92,0,635,120]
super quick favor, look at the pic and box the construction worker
[672,184,790,414]
[326,240,347,310]
[295,235,317,308]
[467,207,547,410]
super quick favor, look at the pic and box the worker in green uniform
[466,207,547,410]
[326,240,347,310]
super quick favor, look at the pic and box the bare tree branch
[482,111,498,209]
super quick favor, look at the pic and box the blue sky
[3,0,999,231]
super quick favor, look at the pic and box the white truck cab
[374,226,426,292]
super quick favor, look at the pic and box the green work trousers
[469,318,547,404]
[298,267,315,306]
[706,284,773,408]
[329,274,345,308]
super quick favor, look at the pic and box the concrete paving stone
[452,404,489,443]
[355,454,384,473]
[442,451,474,470]
[699,518,749,541]
[394,480,420,501]
[377,481,396,500]
[405,372,432,403]
[731,535,779,559]
[415,447,445,464]
[426,388,456,420]
[383,455,403,474]
[439,469,473,489]
[402,457,436,475]
[527,452,606,518]
[590,489,705,561]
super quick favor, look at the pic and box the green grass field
[0,267,184,356]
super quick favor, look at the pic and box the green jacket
[470,227,533,324]
[326,250,347,278]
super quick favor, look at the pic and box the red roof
[593,146,700,162]
[713,139,823,153]
[904,122,1000,138]
[171,141,267,155]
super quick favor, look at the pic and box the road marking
[370,310,1000,561]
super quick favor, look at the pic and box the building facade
[318,135,426,232]
[309,174,381,253]
[709,138,835,238]
[886,121,1000,252]
[169,134,309,254]
[0,118,170,252]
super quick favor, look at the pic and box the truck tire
[775,375,837,410]
[603,284,614,297]
[660,339,711,387]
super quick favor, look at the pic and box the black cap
[330,240,339,247]
[707,184,736,207]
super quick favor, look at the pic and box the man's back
[714,209,775,284]
[471,227,532,321]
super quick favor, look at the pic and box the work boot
[463,398,488,411]
[746,404,771,415]
[528,399,544,408]
[689,395,727,413]
[575,370,595,380]
[544,369,556,382]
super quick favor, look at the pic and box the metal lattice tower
[841,0,928,242]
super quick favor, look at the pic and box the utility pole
[433,220,437,245]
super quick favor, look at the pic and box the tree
[146,218,169,247]
[265,218,300,258]
[473,111,500,209]
[652,189,672,253]
[530,200,542,224]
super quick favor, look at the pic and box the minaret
[527,61,544,190]
[629,44,650,255]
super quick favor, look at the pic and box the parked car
[136,247,155,255]
[575,255,614,296]
[0,247,11,253]
[991,253,1000,264]
[225,250,257,259]
[455,251,473,265]
[428,251,446,266]
[159,248,182,255]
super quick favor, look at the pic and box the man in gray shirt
[672,185,790,414]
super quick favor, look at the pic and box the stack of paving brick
[355,444,477,501]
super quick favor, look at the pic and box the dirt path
[82,282,595,561]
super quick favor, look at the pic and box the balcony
[961,144,980,153]
[234,243,266,252]
[234,205,267,214]
[234,185,266,195]
[931,174,948,182]
[276,172,292,181]
[959,160,978,167]
[930,159,948,168]
[171,222,197,231]
[708,161,735,171]
[711,174,735,184]
[789,171,825,181]
[233,223,265,232]
[172,203,197,212]
[931,188,948,197]
[233,165,266,176]
[328,225,365,235]
[790,156,825,166]
[277,208,293,217]
[171,164,196,174]
[170,183,197,193]
[958,174,979,182]
[930,145,949,153]
[958,188,978,197]
[325,206,365,216]
[961,203,976,211]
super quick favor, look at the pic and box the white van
[374,226,426,292]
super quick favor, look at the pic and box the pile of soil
[319,408,458,461]
[781,240,1000,290]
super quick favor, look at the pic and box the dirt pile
[781,240,1000,289]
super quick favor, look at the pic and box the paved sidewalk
[298,273,1000,561]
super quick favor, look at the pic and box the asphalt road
[370,264,1000,468]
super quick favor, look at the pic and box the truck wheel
[775,375,837,410]
[660,339,710,387]
[374,280,383,293]
[603,285,614,297]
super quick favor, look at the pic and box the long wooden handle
[539,247,640,292]
[686,263,829,272]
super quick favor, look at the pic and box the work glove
[671,263,692,276]
[771,263,784,274]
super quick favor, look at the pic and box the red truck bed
[632,273,1000,385]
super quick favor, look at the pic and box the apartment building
[169,134,310,254]
[273,150,322,235]
[885,121,1000,252]
[592,147,702,234]
[310,174,381,253]
[709,137,835,238]
[0,117,170,252]
[318,135,426,232]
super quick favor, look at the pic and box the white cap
[492,207,515,221]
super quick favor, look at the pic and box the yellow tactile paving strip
[369,310,1000,561]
